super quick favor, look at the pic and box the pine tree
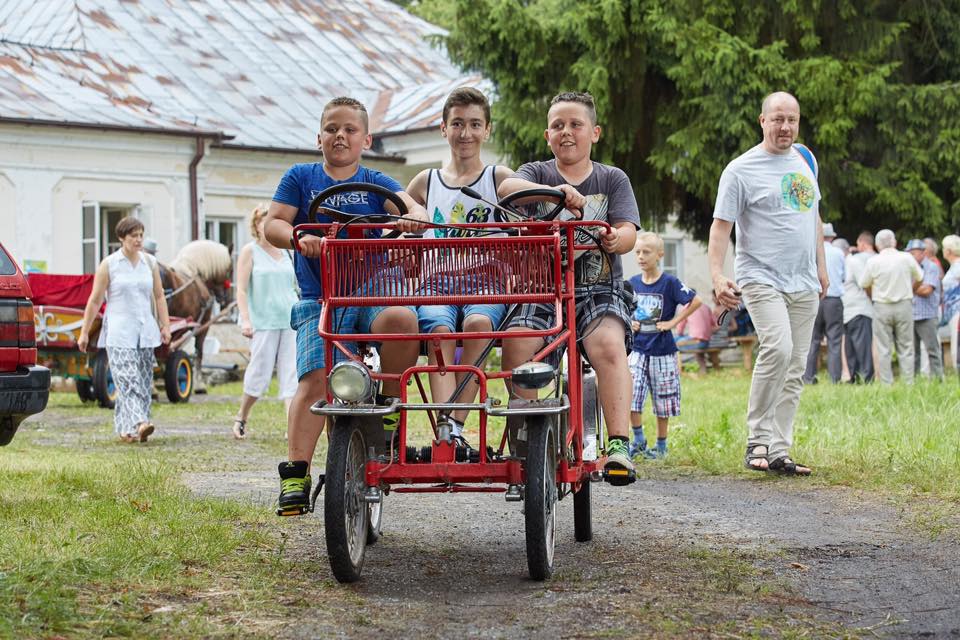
[441,0,960,241]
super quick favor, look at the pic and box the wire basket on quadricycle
[294,183,634,583]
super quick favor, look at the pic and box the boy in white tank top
[405,87,585,443]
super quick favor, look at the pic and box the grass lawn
[663,371,960,502]
[1,371,956,637]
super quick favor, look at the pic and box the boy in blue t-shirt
[264,96,427,515]
[628,232,702,459]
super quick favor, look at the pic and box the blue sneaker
[646,447,667,460]
[628,441,648,458]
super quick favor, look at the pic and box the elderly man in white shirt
[858,229,923,384]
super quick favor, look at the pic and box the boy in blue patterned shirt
[627,232,702,459]
[264,96,427,515]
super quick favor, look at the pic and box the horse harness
[160,264,215,318]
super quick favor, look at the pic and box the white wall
[0,124,194,270]
[0,124,430,274]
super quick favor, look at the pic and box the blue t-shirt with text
[629,272,696,355]
[272,163,402,299]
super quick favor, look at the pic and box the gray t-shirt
[516,159,640,282]
[713,144,821,293]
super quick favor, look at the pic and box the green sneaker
[276,461,311,516]
[383,409,400,452]
[604,439,636,486]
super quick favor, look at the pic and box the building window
[81,201,137,273]
[662,239,682,279]
[204,217,239,272]
[82,202,99,274]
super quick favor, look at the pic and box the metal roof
[0,0,483,150]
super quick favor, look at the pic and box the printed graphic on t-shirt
[543,194,611,283]
[432,201,494,238]
[633,293,663,333]
[780,173,815,212]
[310,190,371,207]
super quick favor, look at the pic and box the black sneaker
[276,461,311,516]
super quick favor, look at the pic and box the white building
[0,0,483,272]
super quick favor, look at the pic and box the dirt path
[32,399,959,638]
[185,462,960,638]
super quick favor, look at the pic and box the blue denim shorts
[417,274,506,333]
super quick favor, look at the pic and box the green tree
[440,0,960,241]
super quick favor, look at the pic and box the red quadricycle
[294,184,631,583]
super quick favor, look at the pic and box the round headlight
[328,361,374,403]
[511,361,556,390]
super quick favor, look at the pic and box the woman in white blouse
[79,218,171,442]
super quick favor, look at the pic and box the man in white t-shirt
[802,222,845,384]
[708,91,828,477]
[842,231,876,383]
[858,229,923,384]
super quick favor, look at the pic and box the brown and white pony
[159,240,233,390]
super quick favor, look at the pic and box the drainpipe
[189,136,206,240]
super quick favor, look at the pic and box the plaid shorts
[505,282,633,359]
[628,351,681,417]
[292,296,417,379]
[291,299,350,379]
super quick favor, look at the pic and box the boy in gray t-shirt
[500,91,641,481]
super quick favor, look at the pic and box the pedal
[602,467,637,486]
[275,504,309,517]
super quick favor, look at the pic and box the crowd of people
[811,229,959,385]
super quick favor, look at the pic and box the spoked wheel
[524,415,559,581]
[324,418,369,583]
[164,349,193,403]
[366,498,383,545]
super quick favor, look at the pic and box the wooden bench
[729,335,758,371]
[676,338,739,372]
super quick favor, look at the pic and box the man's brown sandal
[768,456,811,476]
[232,418,246,440]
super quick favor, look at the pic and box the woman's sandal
[232,418,246,440]
[744,444,769,472]
[137,422,155,443]
[768,456,812,476]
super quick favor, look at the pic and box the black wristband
[290,232,296,250]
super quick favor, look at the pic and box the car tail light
[0,300,35,348]
[18,301,35,348]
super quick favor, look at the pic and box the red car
[0,242,50,446]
